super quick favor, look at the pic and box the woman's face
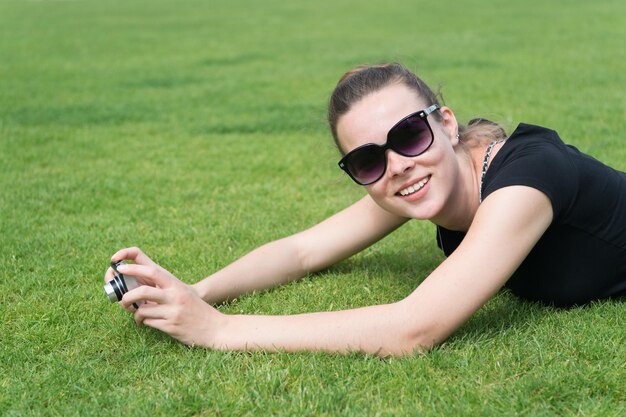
[336,83,461,221]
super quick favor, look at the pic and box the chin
[376,195,442,221]
[403,204,441,221]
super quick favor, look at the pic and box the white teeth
[399,177,430,196]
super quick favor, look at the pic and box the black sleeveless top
[437,124,626,307]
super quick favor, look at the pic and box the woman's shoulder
[483,123,579,221]
[501,123,620,173]
[490,123,571,167]
[493,123,575,169]
[506,123,565,147]
[508,123,557,137]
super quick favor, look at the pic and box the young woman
[105,63,626,356]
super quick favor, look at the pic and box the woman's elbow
[391,329,441,357]
[386,305,449,357]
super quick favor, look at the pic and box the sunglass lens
[391,116,433,156]
[346,147,385,185]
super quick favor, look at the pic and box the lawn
[0,0,624,415]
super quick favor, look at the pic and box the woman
[105,63,626,356]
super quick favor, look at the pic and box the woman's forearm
[209,302,426,357]
[193,237,309,305]
[121,250,428,356]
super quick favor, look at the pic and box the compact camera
[104,260,142,308]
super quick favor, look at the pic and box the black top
[437,123,626,307]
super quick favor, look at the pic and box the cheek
[426,139,458,179]
[365,182,387,200]
[364,182,395,210]
[441,144,461,174]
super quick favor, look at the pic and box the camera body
[104,260,142,308]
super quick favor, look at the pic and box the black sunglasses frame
[338,104,440,185]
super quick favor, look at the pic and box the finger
[120,300,157,313]
[121,285,168,309]
[103,266,116,283]
[111,247,157,267]
[141,317,170,333]
[134,304,169,326]
[116,263,179,289]
[122,302,137,313]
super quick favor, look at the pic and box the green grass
[1,0,624,415]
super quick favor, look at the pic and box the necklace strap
[479,139,506,203]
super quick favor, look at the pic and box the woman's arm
[104,195,406,305]
[192,195,408,304]
[119,186,553,356]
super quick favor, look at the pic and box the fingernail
[117,265,128,272]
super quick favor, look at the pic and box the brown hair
[327,63,506,154]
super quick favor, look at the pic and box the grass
[0,0,624,415]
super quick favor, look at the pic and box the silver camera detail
[104,260,142,308]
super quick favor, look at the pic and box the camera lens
[103,261,141,306]
[104,275,127,302]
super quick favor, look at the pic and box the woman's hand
[110,247,226,348]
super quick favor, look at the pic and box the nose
[385,150,414,178]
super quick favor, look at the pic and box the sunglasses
[338,104,440,185]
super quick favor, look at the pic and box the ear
[437,106,459,146]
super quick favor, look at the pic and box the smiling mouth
[397,176,431,196]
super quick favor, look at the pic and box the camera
[104,260,142,308]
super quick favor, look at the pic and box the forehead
[336,83,427,154]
